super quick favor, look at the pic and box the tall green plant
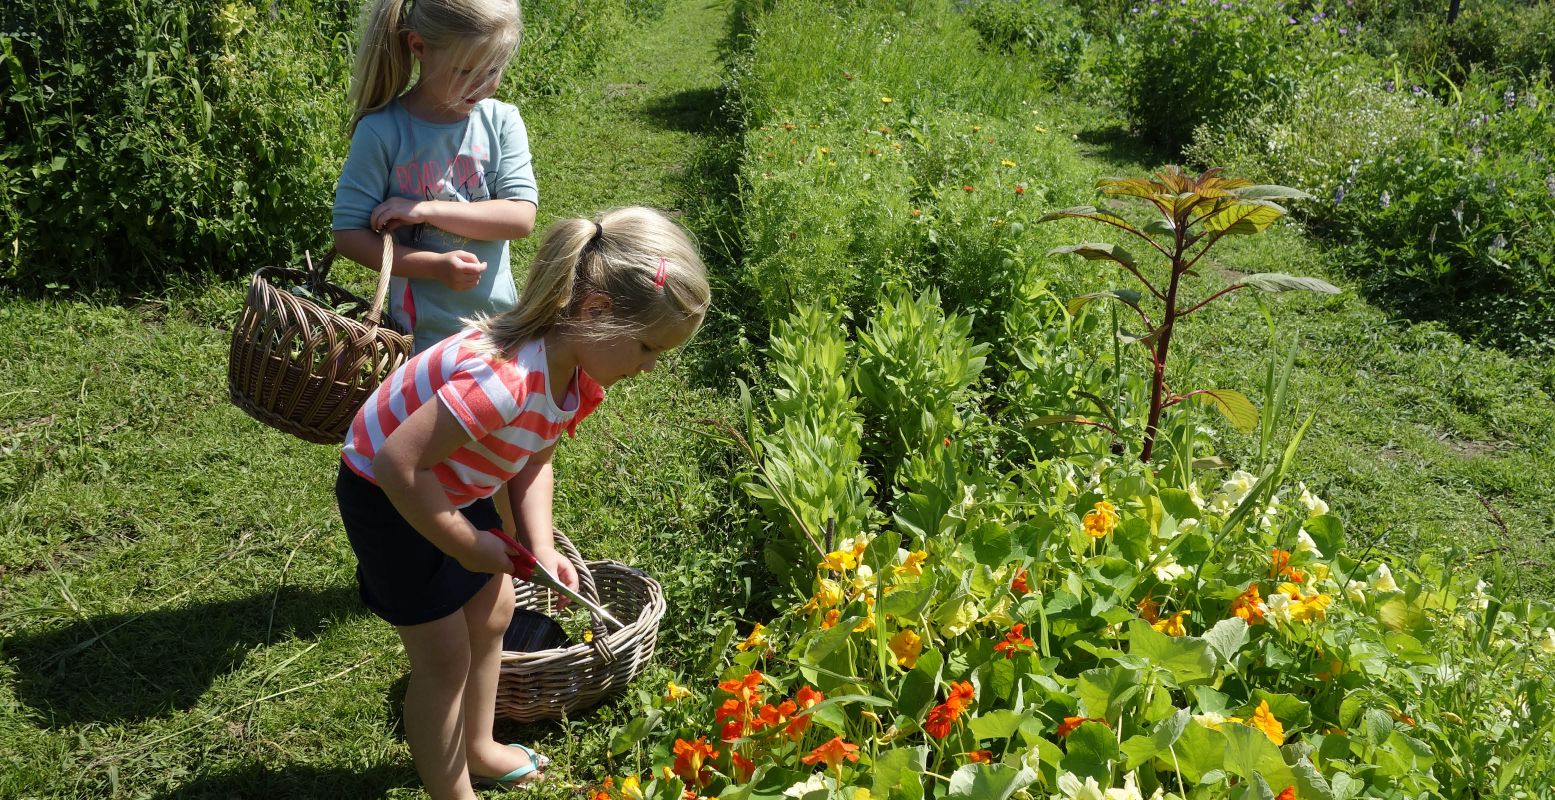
[1039,166,1338,463]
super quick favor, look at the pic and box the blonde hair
[470,207,711,356]
[347,0,523,134]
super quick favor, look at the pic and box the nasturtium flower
[1276,787,1297,800]
[1250,700,1285,745]
[1210,470,1257,512]
[1056,772,1106,800]
[1295,530,1324,558]
[783,774,832,798]
[590,777,614,800]
[1056,716,1108,737]
[783,685,825,740]
[821,549,857,573]
[1230,584,1266,625]
[1269,549,1304,583]
[1153,553,1187,582]
[1152,610,1189,636]
[729,751,755,781]
[967,749,993,763]
[1192,711,1243,731]
[889,629,923,669]
[620,775,644,800]
[805,578,843,612]
[924,681,976,739]
[1083,500,1120,539]
[1000,159,1017,167]
[671,737,718,788]
[946,680,975,712]
[880,96,894,104]
[852,612,876,633]
[735,623,769,652]
[1138,594,1161,624]
[993,623,1035,659]
[894,549,928,578]
[665,680,692,702]
[1372,563,1400,593]
[1011,567,1030,594]
[802,736,861,775]
[1297,482,1328,516]
[821,609,840,629]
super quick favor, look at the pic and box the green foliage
[962,0,1092,85]
[1103,0,1296,152]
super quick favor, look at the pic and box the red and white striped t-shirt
[342,329,604,507]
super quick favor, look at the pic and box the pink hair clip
[653,257,668,289]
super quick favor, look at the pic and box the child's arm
[372,399,514,575]
[367,198,537,242]
[504,444,579,593]
[332,228,487,291]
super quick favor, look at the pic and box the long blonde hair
[347,0,523,134]
[470,207,711,355]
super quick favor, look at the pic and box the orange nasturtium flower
[1138,593,1161,624]
[1010,567,1030,594]
[1083,500,1120,539]
[1275,788,1296,800]
[802,736,861,776]
[671,737,718,788]
[729,751,756,782]
[590,776,614,800]
[1250,700,1285,745]
[889,629,923,669]
[924,680,976,739]
[1057,716,1109,737]
[966,749,993,763]
[993,623,1035,659]
[1270,548,1305,583]
[783,686,825,740]
[1230,584,1267,625]
[1152,610,1190,637]
[821,609,841,629]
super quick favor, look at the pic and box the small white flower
[1105,772,1144,800]
[1295,530,1324,559]
[1344,580,1367,603]
[1469,580,1491,611]
[1372,563,1400,593]
[1297,483,1329,516]
[1538,628,1555,655]
[1209,470,1257,513]
[1153,554,1187,583]
[1058,772,1107,800]
[1267,591,1295,625]
[1193,711,1233,729]
[850,564,876,594]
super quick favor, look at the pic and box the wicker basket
[228,234,412,444]
[496,531,666,723]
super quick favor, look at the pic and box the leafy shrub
[1104,0,1297,152]
[1386,0,1555,86]
[963,0,1092,84]
[0,0,662,294]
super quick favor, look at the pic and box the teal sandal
[472,743,549,789]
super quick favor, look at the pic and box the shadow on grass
[147,760,413,799]
[1072,121,1177,172]
[5,585,365,727]
[641,86,738,138]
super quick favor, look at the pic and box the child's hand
[369,197,428,232]
[459,530,518,575]
[532,545,578,608]
[438,250,487,291]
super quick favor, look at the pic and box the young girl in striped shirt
[335,207,709,798]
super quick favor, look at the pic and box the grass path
[0,2,743,797]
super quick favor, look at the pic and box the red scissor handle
[484,528,538,580]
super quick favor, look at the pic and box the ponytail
[346,0,523,136]
[470,207,711,357]
[348,0,413,135]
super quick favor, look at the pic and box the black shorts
[335,460,501,627]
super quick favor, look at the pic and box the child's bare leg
[462,573,537,779]
[397,613,480,800]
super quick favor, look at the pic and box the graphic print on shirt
[391,141,493,250]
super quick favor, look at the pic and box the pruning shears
[484,528,625,630]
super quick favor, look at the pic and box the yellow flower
[1083,500,1120,539]
[880,96,894,104]
[1249,699,1285,745]
[817,146,831,155]
[665,680,692,703]
[1000,159,1017,167]
[888,629,923,669]
[1192,711,1244,731]
[805,578,844,612]
[894,550,928,578]
[1151,610,1189,636]
[735,623,769,652]
[852,612,875,633]
[821,549,858,572]
[853,789,873,800]
[621,776,644,800]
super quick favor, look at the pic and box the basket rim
[499,559,664,663]
[246,265,411,338]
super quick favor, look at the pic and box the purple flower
[1334,184,1346,204]
[1505,90,1517,108]
[1411,85,1425,95]
[1383,79,1396,92]
[1545,173,1555,197]
[1380,191,1391,209]
[1288,16,1298,24]
[1339,26,1348,35]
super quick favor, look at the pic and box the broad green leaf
[946,763,1038,800]
[871,746,929,800]
[609,708,662,756]
[1203,617,1250,666]
[1222,724,1299,791]
[1240,272,1341,294]
[1117,327,1164,347]
[1037,206,1134,230]
[1077,666,1144,719]
[1234,184,1314,202]
[1301,514,1345,556]
[968,709,1030,741]
[1192,388,1259,433]
[897,649,944,719]
[1128,620,1215,685]
[1171,718,1226,783]
[1065,287,1144,317]
[1049,243,1137,270]
[1201,201,1284,235]
[1230,773,1277,800]
[1060,721,1119,783]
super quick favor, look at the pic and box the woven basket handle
[303,233,395,328]
[552,530,617,662]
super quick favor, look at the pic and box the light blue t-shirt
[333,97,539,352]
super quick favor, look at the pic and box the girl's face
[407,33,506,114]
[573,315,701,389]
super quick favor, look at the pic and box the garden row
[590,1,1555,798]
[0,0,665,293]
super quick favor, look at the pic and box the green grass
[0,1,751,797]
